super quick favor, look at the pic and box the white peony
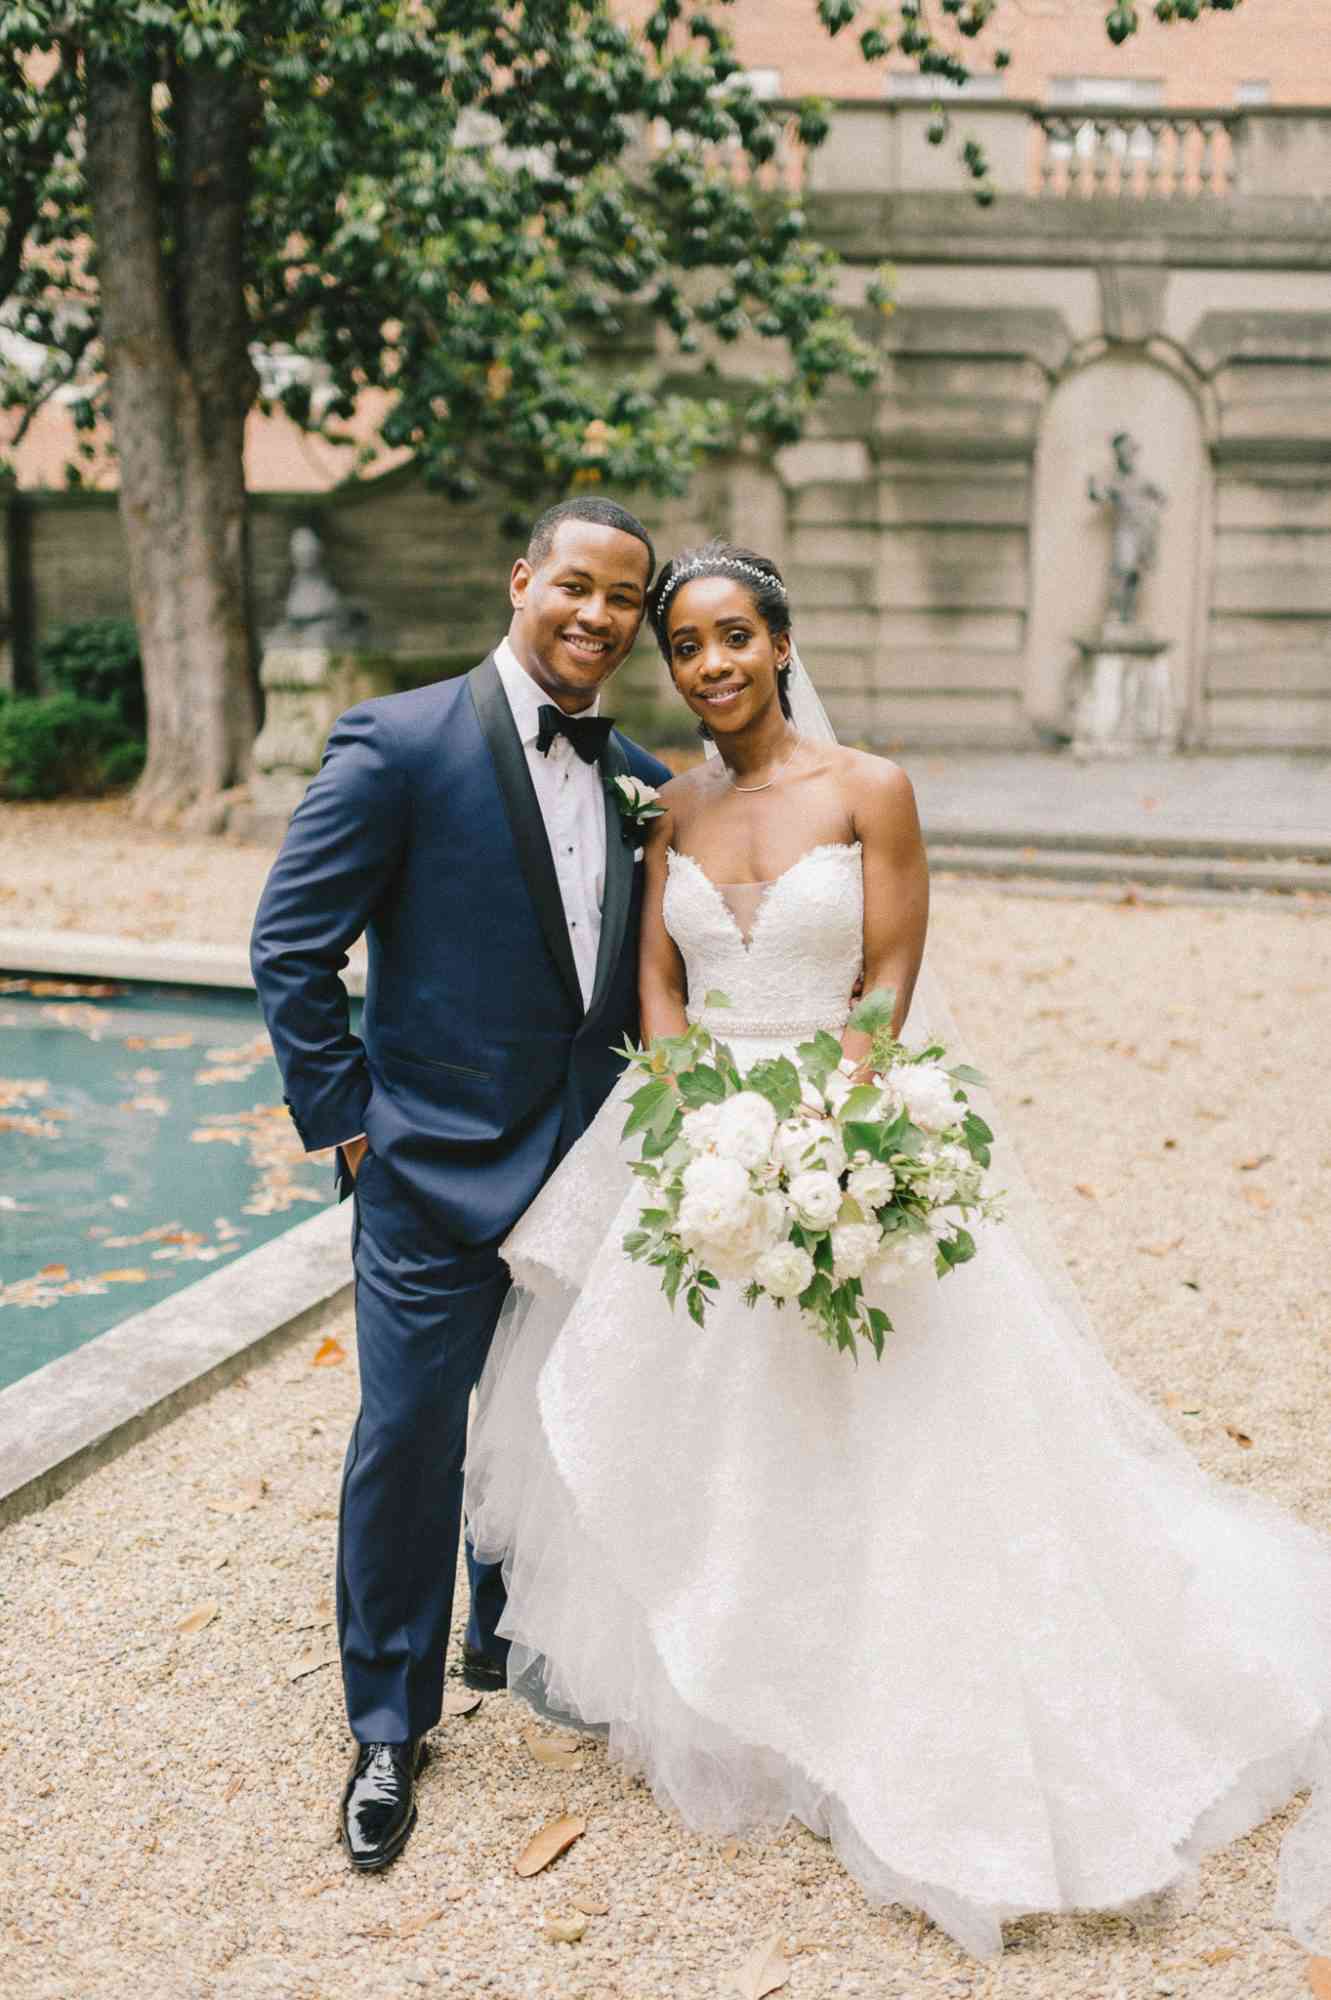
[677,1153,752,1249]
[867,1229,933,1286]
[711,1090,779,1171]
[753,1241,815,1300]
[894,1062,959,1134]
[830,1220,884,1281]
[787,1169,842,1229]
[680,1100,724,1152]
[846,1161,897,1210]
[773,1116,846,1182]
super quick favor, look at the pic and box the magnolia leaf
[726,1931,790,2000]
[311,1334,347,1367]
[543,1914,587,1944]
[288,1648,339,1682]
[523,1724,584,1771]
[514,1812,587,1878]
[443,1687,483,1717]
[177,1599,219,1635]
[571,1892,610,1916]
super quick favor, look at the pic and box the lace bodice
[663,841,863,1041]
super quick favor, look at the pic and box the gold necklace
[727,733,801,795]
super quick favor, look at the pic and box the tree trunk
[84,54,258,828]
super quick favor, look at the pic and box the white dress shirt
[493,637,607,1011]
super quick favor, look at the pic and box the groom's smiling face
[508,521,650,713]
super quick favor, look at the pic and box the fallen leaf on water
[108,1193,129,1209]
[514,1812,586,1878]
[311,1335,346,1368]
[38,1264,68,1280]
[1074,1183,1098,1200]
[1307,1958,1331,1999]
[543,1914,587,1944]
[289,1649,339,1683]
[1225,1425,1254,1450]
[726,1932,789,2000]
[97,1267,149,1284]
[571,1892,610,1916]
[207,1479,266,1515]
[523,1724,584,1772]
[176,1600,219,1635]
[148,1032,194,1050]
[443,1688,482,1718]
[398,1908,444,1939]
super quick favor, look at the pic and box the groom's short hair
[526,498,655,585]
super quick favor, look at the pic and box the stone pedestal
[1069,624,1179,759]
[240,643,398,839]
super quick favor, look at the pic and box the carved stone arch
[1024,348,1213,741]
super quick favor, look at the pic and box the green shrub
[99,738,148,791]
[0,694,136,800]
[39,618,146,734]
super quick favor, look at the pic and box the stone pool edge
[0,926,366,994]
[0,1201,352,1529]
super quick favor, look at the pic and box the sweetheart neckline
[666,841,862,955]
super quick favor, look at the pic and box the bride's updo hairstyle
[647,539,795,721]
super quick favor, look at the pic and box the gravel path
[1,805,1329,1998]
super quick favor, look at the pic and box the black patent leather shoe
[460,1644,508,1692]
[340,1736,428,1871]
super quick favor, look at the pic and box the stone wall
[3,101,1329,751]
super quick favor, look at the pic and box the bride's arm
[844,756,929,1064]
[638,805,690,1042]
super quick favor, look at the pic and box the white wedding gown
[466,841,1331,1958]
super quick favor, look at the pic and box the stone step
[921,823,1331,864]
[926,843,1331,897]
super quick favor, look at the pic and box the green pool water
[0,975,343,1391]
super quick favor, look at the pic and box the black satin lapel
[589,734,633,1022]
[468,658,582,1012]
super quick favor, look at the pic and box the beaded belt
[686,1008,847,1042]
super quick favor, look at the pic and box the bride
[466,539,1331,1960]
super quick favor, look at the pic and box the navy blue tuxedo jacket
[250,654,671,1247]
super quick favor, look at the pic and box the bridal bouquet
[617,990,1000,1360]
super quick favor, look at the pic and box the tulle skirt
[466,1055,1331,1959]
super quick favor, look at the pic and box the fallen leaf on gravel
[444,1886,466,1903]
[514,1812,586,1877]
[571,1892,610,1916]
[176,1600,219,1635]
[443,1688,482,1718]
[398,1909,444,1938]
[300,1878,339,1900]
[1138,1239,1182,1258]
[721,1838,741,1862]
[1225,1425,1254,1449]
[543,1915,587,1944]
[311,1335,346,1368]
[223,1775,244,1802]
[1237,1154,1273,1172]
[1074,1183,1097,1200]
[726,1932,789,1999]
[1199,1945,1240,1965]
[289,1649,339,1682]
[1242,1187,1272,1212]
[1307,1959,1331,1999]
[523,1724,584,1771]
[207,1479,266,1515]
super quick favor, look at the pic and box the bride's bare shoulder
[826,744,920,829]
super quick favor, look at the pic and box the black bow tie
[536,705,614,764]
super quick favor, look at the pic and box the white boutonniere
[607,774,666,844]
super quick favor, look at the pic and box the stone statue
[271,524,367,647]
[1088,431,1166,628]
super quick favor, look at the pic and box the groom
[250,497,670,1870]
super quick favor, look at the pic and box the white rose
[753,1242,815,1300]
[787,1169,842,1229]
[846,1161,896,1210]
[711,1090,779,1171]
[773,1116,846,1182]
[895,1062,959,1134]
[677,1154,752,1248]
[680,1101,724,1152]
[615,775,660,810]
[867,1230,933,1286]
[830,1220,884,1281]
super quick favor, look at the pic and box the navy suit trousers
[338,1150,511,1743]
